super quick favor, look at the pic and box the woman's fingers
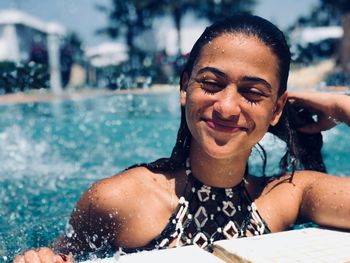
[37,248,55,263]
[23,250,41,263]
[12,248,72,263]
[54,253,74,263]
[13,255,25,263]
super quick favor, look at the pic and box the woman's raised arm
[288,91,350,133]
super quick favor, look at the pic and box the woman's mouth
[204,119,248,133]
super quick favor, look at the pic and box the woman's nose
[213,88,241,119]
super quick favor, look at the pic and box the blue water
[0,90,349,261]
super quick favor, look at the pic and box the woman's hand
[288,91,350,133]
[13,248,73,263]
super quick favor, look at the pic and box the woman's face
[181,33,287,159]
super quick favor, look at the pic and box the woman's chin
[202,144,248,160]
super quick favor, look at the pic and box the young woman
[14,14,350,263]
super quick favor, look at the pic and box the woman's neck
[188,140,250,188]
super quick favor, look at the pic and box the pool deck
[82,228,350,263]
[0,84,178,105]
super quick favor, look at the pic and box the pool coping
[81,227,350,262]
[0,84,178,105]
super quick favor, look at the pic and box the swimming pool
[1,90,349,261]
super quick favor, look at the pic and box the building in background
[0,9,65,94]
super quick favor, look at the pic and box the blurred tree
[321,0,350,73]
[289,4,340,29]
[200,0,255,23]
[157,0,256,55]
[96,0,158,57]
[156,0,196,55]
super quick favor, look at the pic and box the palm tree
[154,0,197,55]
[157,0,256,56]
[96,0,158,57]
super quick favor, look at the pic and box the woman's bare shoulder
[252,171,331,232]
[80,166,167,211]
[67,166,171,249]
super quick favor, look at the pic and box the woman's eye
[199,80,221,94]
[241,90,265,104]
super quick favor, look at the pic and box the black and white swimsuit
[138,159,271,251]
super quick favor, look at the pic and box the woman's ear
[180,72,189,107]
[270,91,288,126]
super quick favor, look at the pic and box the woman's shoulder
[250,171,327,227]
[67,165,175,249]
[75,166,170,215]
[261,170,329,192]
[248,170,328,194]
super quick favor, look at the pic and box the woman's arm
[288,91,350,133]
[255,171,350,232]
[298,171,350,230]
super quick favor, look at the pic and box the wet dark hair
[133,14,326,177]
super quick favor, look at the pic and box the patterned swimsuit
[136,159,271,251]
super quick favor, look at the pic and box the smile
[204,118,248,133]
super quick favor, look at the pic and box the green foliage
[0,61,49,94]
[198,0,256,23]
[156,0,256,55]
[95,51,185,89]
[288,3,341,30]
[96,0,159,52]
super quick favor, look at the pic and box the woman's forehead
[191,33,280,92]
[199,34,277,66]
[202,33,270,54]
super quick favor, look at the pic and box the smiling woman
[180,34,285,165]
[14,14,350,263]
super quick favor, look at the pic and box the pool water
[0,90,349,261]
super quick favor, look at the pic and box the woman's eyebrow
[241,76,272,91]
[196,67,227,78]
[196,68,272,90]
